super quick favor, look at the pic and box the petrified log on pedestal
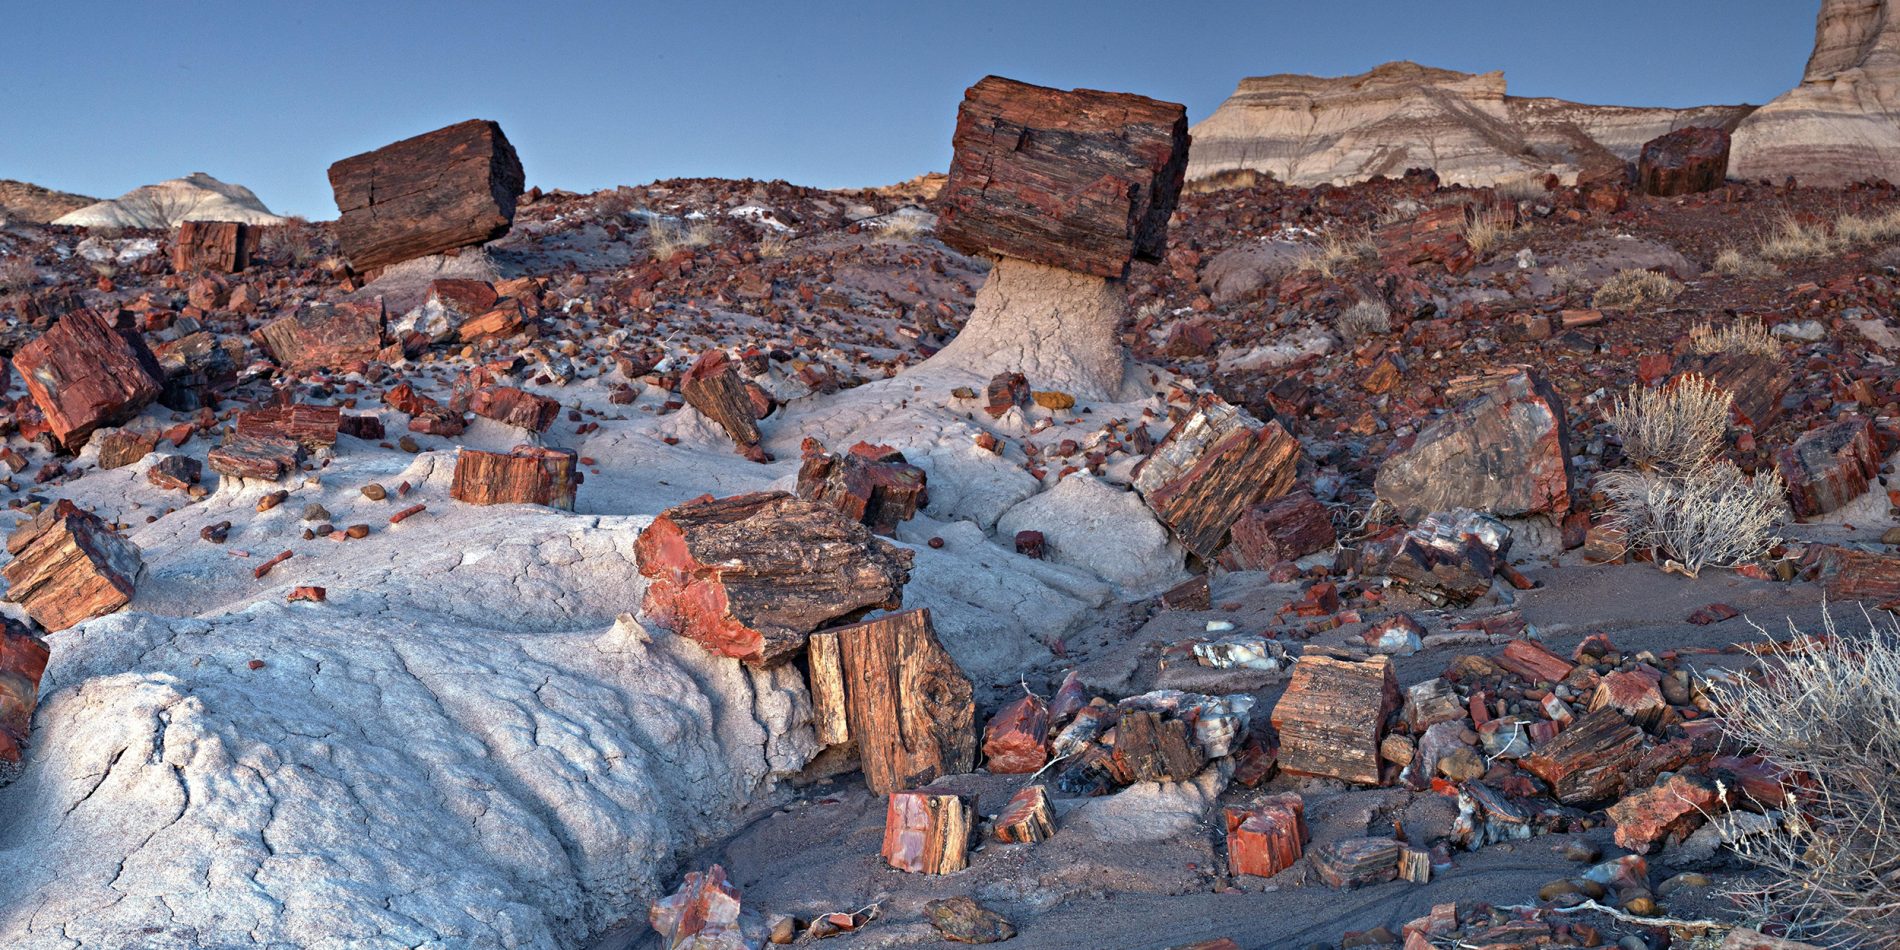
[882,791,974,874]
[450,445,579,510]
[1133,394,1301,562]
[1270,653,1400,785]
[256,300,384,374]
[796,438,928,536]
[2,499,142,631]
[833,608,975,794]
[0,617,49,771]
[14,308,164,451]
[680,350,766,462]
[172,220,251,274]
[635,492,913,666]
[328,119,525,271]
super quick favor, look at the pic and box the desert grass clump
[1713,246,1780,278]
[1606,374,1733,473]
[1597,462,1787,578]
[1592,268,1684,310]
[1460,206,1517,258]
[1713,610,1900,947]
[1335,299,1390,343]
[1690,319,1780,360]
[756,232,792,260]
[871,212,931,243]
[1493,177,1550,203]
[647,217,717,259]
[1756,207,1900,263]
[1183,168,1271,194]
[1297,230,1377,279]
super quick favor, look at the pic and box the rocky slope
[0,181,96,224]
[1731,0,1900,185]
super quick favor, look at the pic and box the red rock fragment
[648,864,759,950]
[1687,603,1740,625]
[680,350,766,462]
[3,499,142,631]
[882,791,974,874]
[794,438,928,536]
[1225,792,1306,878]
[1221,491,1336,571]
[0,618,50,770]
[254,550,292,579]
[1493,640,1575,684]
[257,300,384,374]
[1133,394,1301,561]
[468,385,559,433]
[983,693,1050,773]
[287,586,326,603]
[389,503,426,524]
[14,308,165,451]
[207,434,305,481]
[1374,367,1571,521]
[1014,530,1045,559]
[450,445,579,510]
[1311,836,1403,889]
[95,429,158,469]
[1607,772,1725,851]
[235,404,341,450]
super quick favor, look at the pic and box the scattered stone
[1221,491,1336,571]
[649,864,764,950]
[145,455,200,490]
[3,499,142,631]
[985,372,1030,419]
[328,119,525,271]
[923,896,1016,944]
[207,434,305,481]
[468,385,560,433]
[882,791,974,874]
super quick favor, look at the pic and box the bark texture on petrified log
[450,445,579,510]
[171,220,251,274]
[993,784,1055,843]
[207,434,305,481]
[0,617,49,771]
[918,257,1133,401]
[14,308,164,451]
[1113,709,1206,782]
[833,608,975,794]
[1270,653,1400,785]
[635,492,913,666]
[680,350,766,462]
[1133,394,1301,562]
[1638,127,1731,197]
[235,404,341,450]
[882,791,974,874]
[807,630,851,747]
[468,385,559,433]
[796,439,929,537]
[3,499,142,632]
[1684,353,1786,432]
[328,119,525,271]
[1221,491,1336,571]
[1520,708,1647,805]
[257,300,384,374]
[937,76,1188,278]
[1310,836,1402,889]
[1778,415,1879,518]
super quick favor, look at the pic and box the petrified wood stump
[328,119,525,271]
[1134,394,1301,562]
[1270,653,1400,785]
[635,492,913,666]
[795,438,928,536]
[3,499,142,632]
[450,445,579,510]
[833,608,975,794]
[1225,793,1306,878]
[680,349,766,463]
[0,617,49,770]
[994,785,1055,844]
[882,791,975,874]
[171,220,251,274]
[14,308,164,451]
[256,300,384,374]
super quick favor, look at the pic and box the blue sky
[2,1,1817,219]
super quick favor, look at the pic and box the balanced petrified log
[1521,708,1647,806]
[235,404,340,450]
[1374,367,1571,521]
[982,693,1050,773]
[680,350,766,463]
[882,790,975,874]
[14,308,164,451]
[1311,836,1403,889]
[937,75,1189,279]
[0,617,49,771]
[833,608,975,794]
[450,445,579,510]
[207,434,305,481]
[171,220,251,274]
[468,385,559,433]
[1778,416,1880,518]
[1221,491,1336,570]
[257,300,384,374]
[1113,709,1206,782]
[1133,394,1301,562]
[1225,793,1307,878]
[1638,127,1730,197]
[1270,653,1400,785]
[3,499,142,631]
[994,785,1055,844]
[328,119,525,271]
[796,438,928,536]
[635,492,913,666]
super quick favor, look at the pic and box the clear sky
[2,0,1818,219]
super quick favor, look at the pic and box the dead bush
[1592,268,1683,310]
[0,253,36,292]
[1606,374,1732,473]
[871,212,931,243]
[1598,462,1786,577]
[757,232,792,260]
[1713,246,1780,278]
[255,217,330,267]
[647,216,717,259]
[1460,206,1517,258]
[1335,299,1390,343]
[1297,230,1377,279]
[1183,168,1272,195]
[1714,610,1900,947]
[1690,319,1780,359]
[1758,207,1900,262]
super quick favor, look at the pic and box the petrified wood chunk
[450,445,579,511]
[1638,127,1730,197]
[1375,366,1571,521]
[207,434,305,481]
[235,404,341,450]
[806,630,851,747]
[145,454,200,490]
[994,785,1055,844]
[468,385,559,433]
[328,119,525,271]
[1777,416,1879,518]
[985,372,1030,419]
[834,608,975,794]
[171,220,251,274]
[3,499,142,632]
[1376,204,1476,276]
[456,300,528,343]
[1311,836,1402,889]
[648,864,757,950]
[1607,772,1724,852]
[14,308,164,451]
[796,438,928,536]
[257,300,384,374]
[1521,708,1647,806]
[95,429,157,469]
[635,492,913,666]
[1222,491,1336,570]
[1684,352,1785,431]
[882,791,974,874]
[923,895,1016,944]
[936,75,1190,278]
[1803,544,1900,604]
[1113,709,1206,782]
[1226,793,1307,878]
[1271,653,1400,785]
[680,349,765,463]
[1493,640,1575,685]
[1133,394,1301,561]
[982,693,1050,774]
[0,617,49,771]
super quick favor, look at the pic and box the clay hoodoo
[1731,0,1900,185]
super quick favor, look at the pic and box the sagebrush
[1336,299,1390,342]
[1690,319,1780,359]
[1606,375,1733,473]
[1597,463,1787,577]
[1593,269,1683,310]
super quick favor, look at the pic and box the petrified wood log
[1311,836,1403,889]
[833,608,975,794]
[3,499,142,632]
[635,492,913,666]
[1374,366,1571,521]
[1520,708,1647,805]
[1803,544,1900,604]
[171,220,251,274]
[450,445,579,510]
[1270,653,1400,785]
[1638,127,1730,197]
[96,429,157,469]
[468,385,559,433]
[0,617,49,771]
[207,434,305,481]
[1133,394,1301,561]
[328,119,525,271]
[1684,353,1785,431]
[1777,416,1879,518]
[982,693,1050,774]
[13,308,164,451]
[1225,793,1307,878]
[1376,204,1476,276]
[257,300,384,374]
[882,791,974,874]
[1607,772,1724,852]
[680,350,766,463]
[235,404,341,450]
[648,864,755,949]
[145,454,200,490]
[807,630,851,747]
[936,75,1190,278]
[1221,491,1336,570]
[796,438,928,536]
[1493,640,1575,685]
[1113,709,1206,782]
[994,785,1055,844]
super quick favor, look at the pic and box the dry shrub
[1758,207,1900,262]
[0,253,36,292]
[1690,319,1780,359]
[1298,230,1377,279]
[1713,246,1779,278]
[255,216,329,267]
[1714,610,1900,947]
[871,213,931,243]
[1183,168,1271,194]
[647,216,716,258]
[757,232,792,260]
[1461,206,1517,257]
[1597,463,1787,577]
[594,188,635,218]
[1593,268,1683,310]
[1336,299,1390,342]
[1493,177,1550,203]
[1606,374,1732,473]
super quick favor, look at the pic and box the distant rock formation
[52,173,287,229]
[0,180,96,224]
[1731,0,1900,185]
[1188,61,1753,188]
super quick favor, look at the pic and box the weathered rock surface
[0,179,96,224]
[917,256,1133,401]
[257,300,385,374]
[1732,0,1900,185]
[995,472,1185,596]
[1638,127,1731,196]
[1374,367,1572,522]
[13,308,165,451]
[328,119,526,271]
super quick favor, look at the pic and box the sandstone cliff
[1731,0,1900,185]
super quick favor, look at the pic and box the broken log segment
[1310,836,1403,889]
[14,308,165,452]
[882,791,974,873]
[833,608,975,794]
[1270,652,1400,786]
[328,119,525,271]
[680,349,766,462]
[256,300,384,374]
[795,438,928,536]
[982,693,1050,774]
[1520,708,1647,806]
[450,445,579,511]
[0,617,50,770]
[172,220,251,274]
[1113,709,1207,782]
[1133,394,1301,561]
[994,785,1055,844]
[1225,793,1306,878]
[807,630,851,747]
[2,499,142,632]
[207,434,305,481]
[234,404,341,450]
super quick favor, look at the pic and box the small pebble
[361,483,387,501]
[302,504,331,521]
